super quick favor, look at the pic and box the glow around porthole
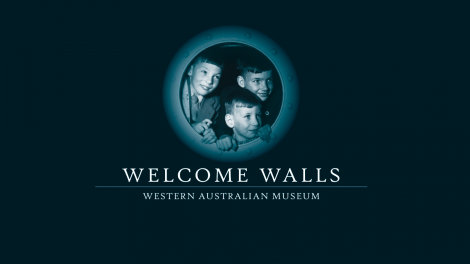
[163,26,299,162]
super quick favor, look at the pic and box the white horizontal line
[95,186,367,188]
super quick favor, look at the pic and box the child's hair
[192,48,225,70]
[225,89,262,115]
[237,49,274,75]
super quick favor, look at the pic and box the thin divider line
[95,186,367,188]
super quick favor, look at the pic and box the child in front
[220,89,262,147]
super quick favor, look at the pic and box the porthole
[163,26,299,162]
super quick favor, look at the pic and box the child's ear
[188,65,194,76]
[225,114,234,128]
[237,76,245,88]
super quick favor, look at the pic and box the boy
[182,49,224,144]
[218,89,262,148]
[214,49,281,151]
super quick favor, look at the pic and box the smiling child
[182,49,224,144]
[222,89,262,146]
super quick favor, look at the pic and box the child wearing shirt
[219,89,262,148]
[182,49,224,144]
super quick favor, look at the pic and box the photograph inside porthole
[179,43,283,152]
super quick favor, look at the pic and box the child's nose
[252,116,260,127]
[205,76,213,85]
[259,81,268,91]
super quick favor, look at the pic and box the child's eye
[215,76,220,80]
[202,70,207,74]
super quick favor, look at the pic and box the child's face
[231,105,262,141]
[242,70,273,101]
[188,61,222,97]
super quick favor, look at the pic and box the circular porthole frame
[163,26,299,162]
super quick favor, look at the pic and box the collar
[233,134,259,145]
[190,87,203,104]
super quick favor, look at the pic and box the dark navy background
[7,4,463,263]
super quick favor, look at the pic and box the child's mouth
[200,85,212,90]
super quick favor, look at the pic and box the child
[182,49,224,144]
[214,49,281,151]
[219,89,262,148]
